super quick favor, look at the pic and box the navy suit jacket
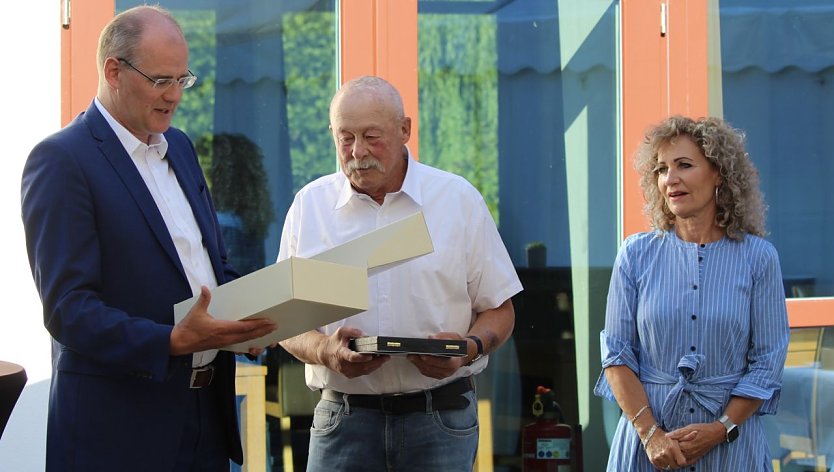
[21,101,244,470]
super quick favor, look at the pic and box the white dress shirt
[95,99,218,367]
[278,149,523,394]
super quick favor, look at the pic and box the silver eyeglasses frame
[117,57,197,90]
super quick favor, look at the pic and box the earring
[715,186,719,200]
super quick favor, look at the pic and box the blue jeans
[306,389,479,472]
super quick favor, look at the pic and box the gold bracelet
[630,404,650,425]
[641,423,659,448]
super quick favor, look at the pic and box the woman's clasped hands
[647,421,726,470]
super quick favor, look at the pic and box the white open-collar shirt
[278,149,522,394]
[95,99,217,367]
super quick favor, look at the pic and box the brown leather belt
[321,376,473,414]
[189,365,214,389]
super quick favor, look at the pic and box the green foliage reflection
[283,11,337,194]
[173,10,216,152]
[419,14,499,223]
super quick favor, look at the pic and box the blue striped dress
[594,230,789,471]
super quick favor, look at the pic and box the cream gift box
[173,212,433,351]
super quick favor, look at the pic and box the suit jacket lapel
[83,102,188,281]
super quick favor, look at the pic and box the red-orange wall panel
[622,0,708,238]
[62,0,113,126]
[622,0,666,239]
[340,0,419,159]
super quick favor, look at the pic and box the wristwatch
[718,414,739,443]
[465,335,484,366]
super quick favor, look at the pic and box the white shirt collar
[334,146,422,209]
[94,97,168,159]
[399,148,423,206]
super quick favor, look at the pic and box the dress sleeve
[594,238,642,402]
[731,241,789,415]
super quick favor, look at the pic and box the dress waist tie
[639,354,742,429]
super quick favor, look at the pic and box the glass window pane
[719,4,834,468]
[115,3,337,470]
[719,0,834,298]
[417,1,620,470]
[117,1,337,276]
[762,327,834,469]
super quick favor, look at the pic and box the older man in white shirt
[278,75,522,472]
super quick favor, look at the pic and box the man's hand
[169,286,277,356]
[319,327,389,378]
[407,332,466,379]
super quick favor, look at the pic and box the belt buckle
[190,365,214,389]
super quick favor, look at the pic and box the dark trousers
[174,378,230,472]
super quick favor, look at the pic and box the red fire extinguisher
[521,386,579,472]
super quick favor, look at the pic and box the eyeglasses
[118,58,197,90]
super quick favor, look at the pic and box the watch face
[727,425,739,443]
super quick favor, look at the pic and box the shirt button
[689,408,695,413]
[693,284,698,290]
[698,256,703,262]
[690,346,697,352]
[691,314,697,320]
[700,244,705,248]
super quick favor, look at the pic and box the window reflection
[120,0,337,270]
[196,133,274,276]
[418,1,619,470]
[117,2,337,470]
[764,327,834,470]
[719,0,834,299]
[718,2,834,468]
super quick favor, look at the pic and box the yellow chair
[234,362,267,472]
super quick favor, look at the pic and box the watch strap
[465,335,484,366]
[718,414,739,443]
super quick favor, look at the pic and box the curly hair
[634,116,766,240]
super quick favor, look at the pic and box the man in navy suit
[21,6,276,471]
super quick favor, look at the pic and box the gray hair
[329,76,406,123]
[96,5,183,74]
[634,115,767,240]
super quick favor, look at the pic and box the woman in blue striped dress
[595,116,789,471]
